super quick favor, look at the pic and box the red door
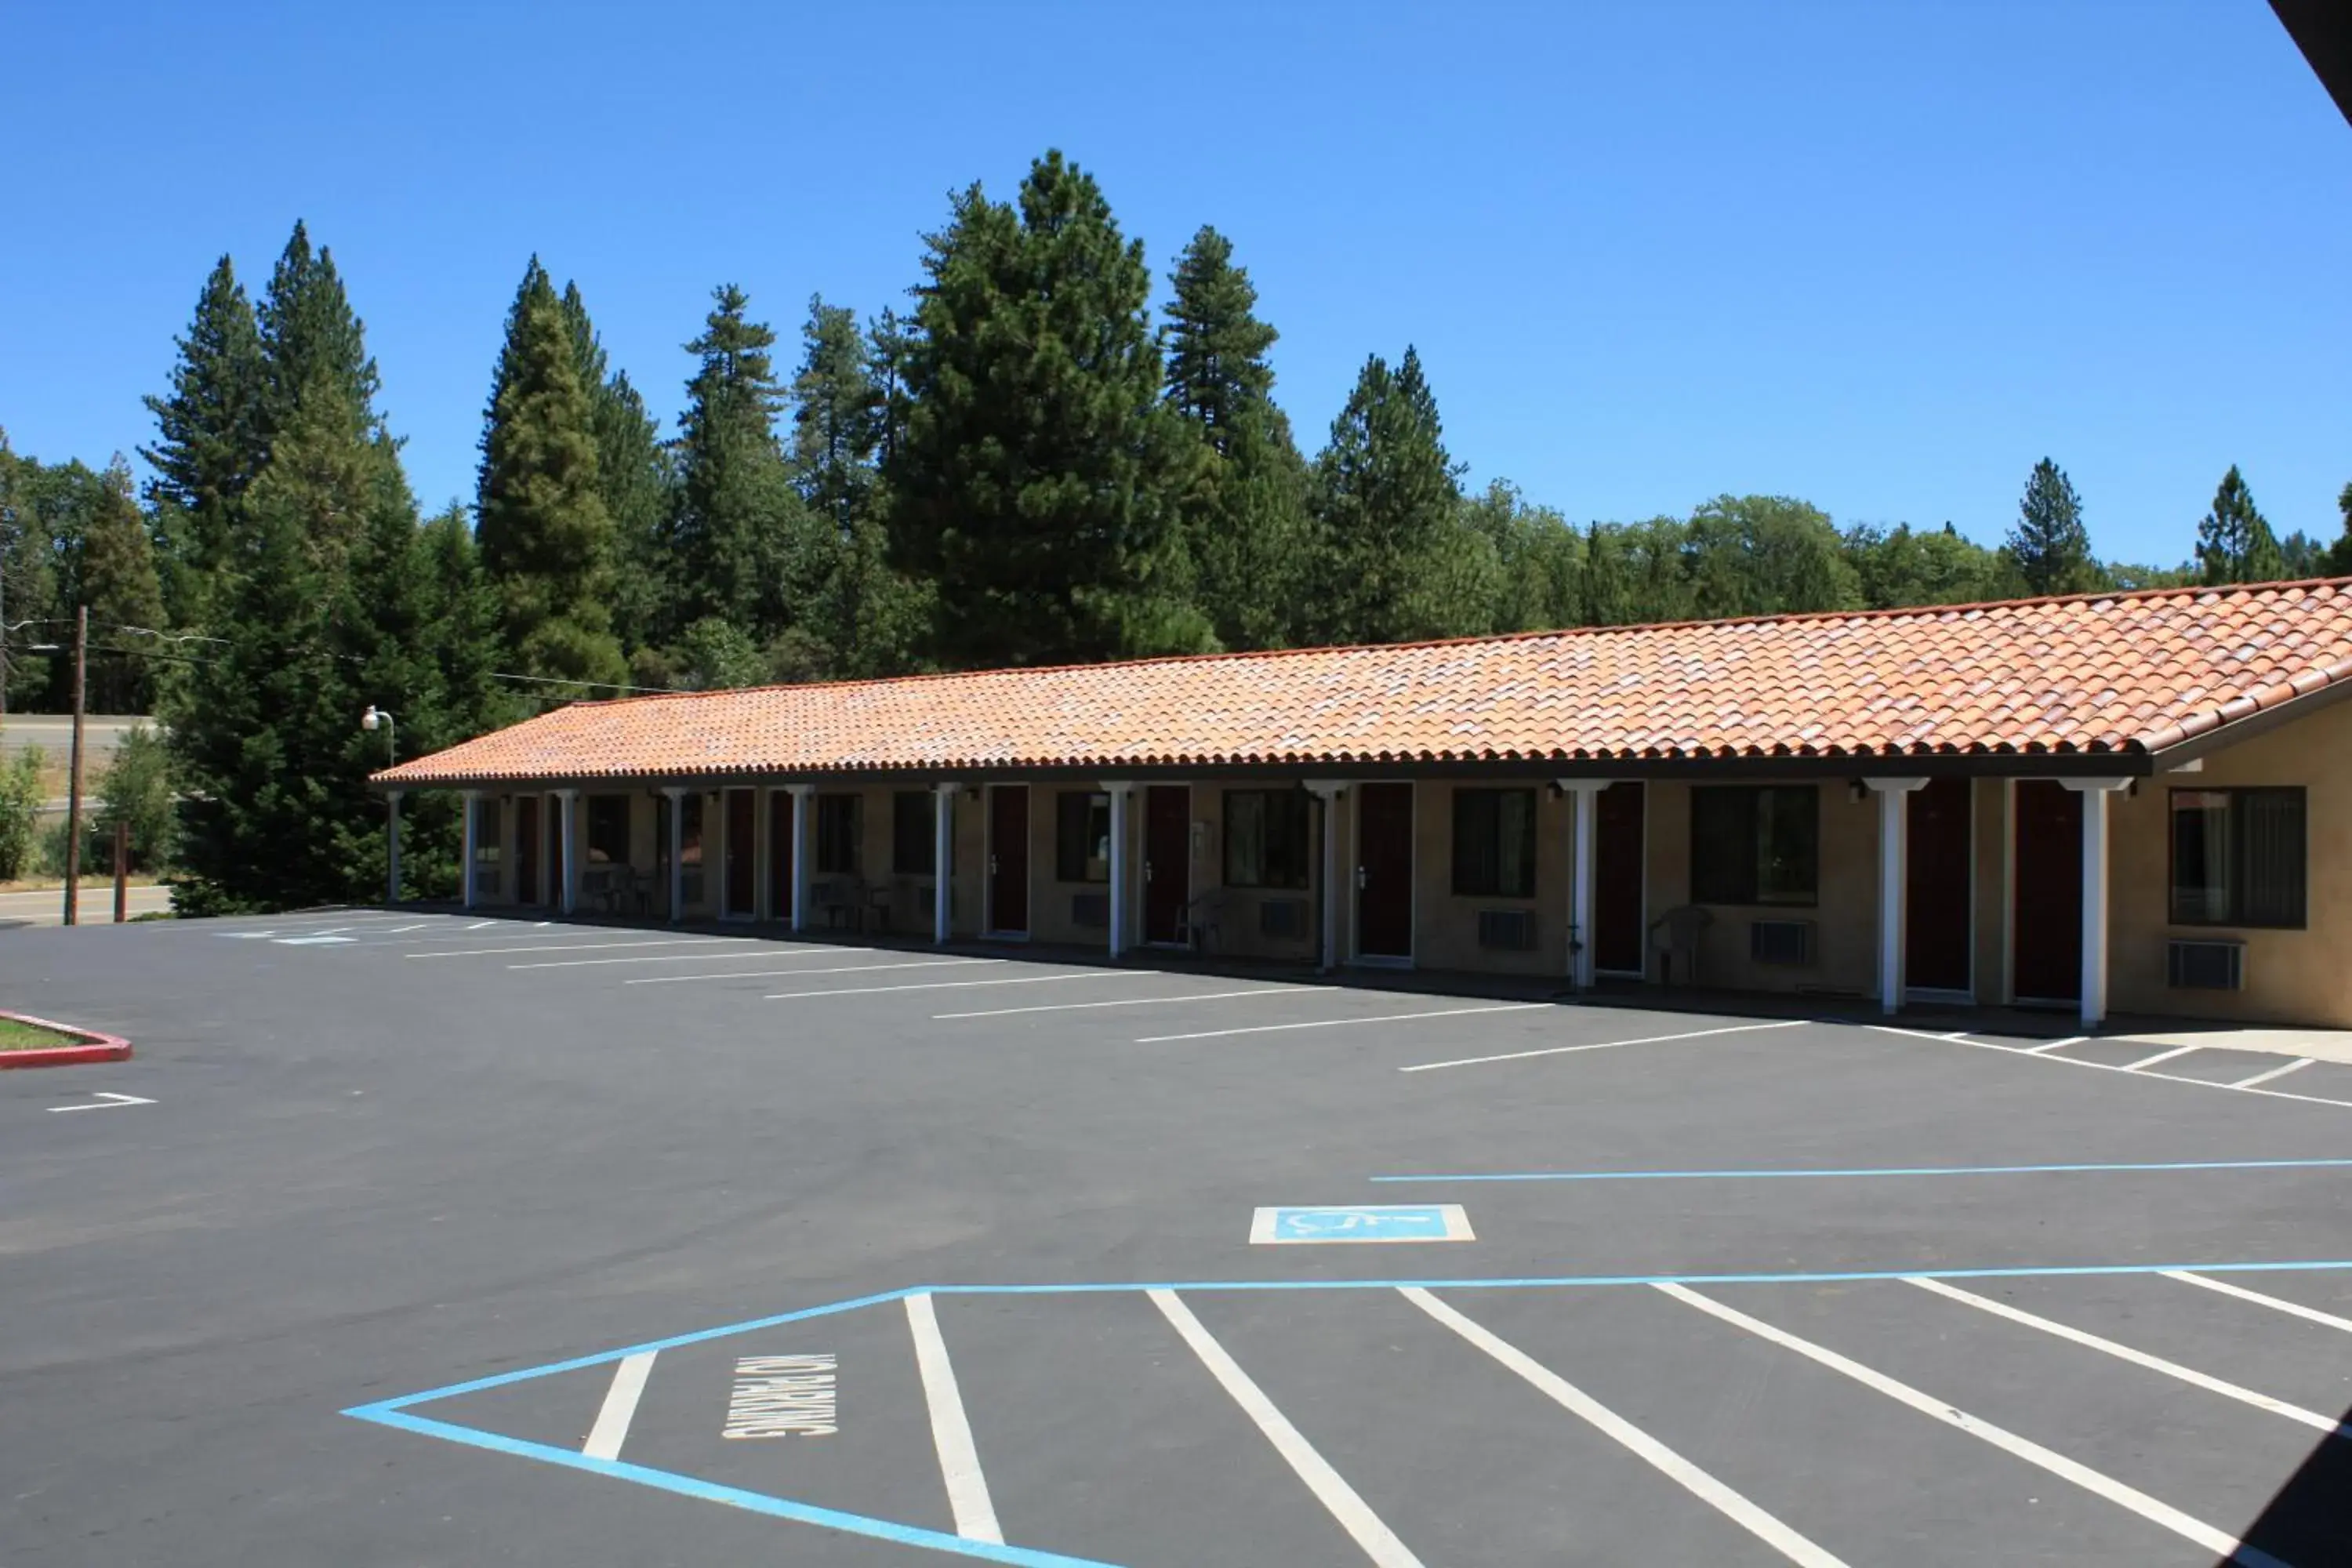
[989,786,1030,933]
[515,795,541,906]
[1355,782,1414,959]
[724,789,756,916]
[2013,781,2082,1002]
[1143,786,1189,944]
[1907,778,1973,993]
[769,791,794,920]
[1594,783,1646,973]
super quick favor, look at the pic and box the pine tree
[1161,227,1313,650]
[1312,346,1483,643]
[2005,458,2097,595]
[0,432,63,709]
[140,255,265,619]
[2194,465,2284,586]
[256,222,382,446]
[673,284,816,644]
[890,151,1209,666]
[475,262,628,691]
[1580,521,1635,626]
[78,459,169,712]
[2328,482,2352,575]
[555,281,672,655]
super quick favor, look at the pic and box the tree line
[3,148,2348,910]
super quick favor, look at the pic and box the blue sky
[4,1,2347,567]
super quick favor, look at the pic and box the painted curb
[0,1009,132,1069]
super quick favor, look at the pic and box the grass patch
[0,1014,82,1051]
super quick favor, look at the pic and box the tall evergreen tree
[256,221,382,446]
[475,263,628,691]
[1312,346,1483,643]
[78,459,169,712]
[1161,227,1313,650]
[1580,521,1635,626]
[2328,481,2352,575]
[673,284,815,643]
[890,151,1209,666]
[2005,458,2097,595]
[139,255,265,618]
[0,431,62,709]
[2194,464,2284,586]
[554,281,672,655]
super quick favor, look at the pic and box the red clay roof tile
[374,580,2352,786]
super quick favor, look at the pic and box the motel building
[372,580,2352,1030]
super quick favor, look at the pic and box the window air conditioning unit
[1750,919,1814,966]
[1478,909,1538,950]
[2167,938,2244,991]
[1070,891,1109,930]
[1258,898,1309,939]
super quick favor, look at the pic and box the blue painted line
[348,1287,914,1412]
[1369,1156,2352,1185]
[345,1406,1124,1567]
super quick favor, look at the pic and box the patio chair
[1649,904,1712,988]
[1180,888,1226,956]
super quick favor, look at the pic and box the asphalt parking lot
[5,909,2350,1567]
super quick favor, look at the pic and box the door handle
[988,855,997,874]
[1145,862,1154,882]
[1356,866,1368,888]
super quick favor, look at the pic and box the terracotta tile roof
[375,579,2352,786]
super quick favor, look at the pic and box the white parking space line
[2024,1036,2087,1054]
[465,920,498,930]
[2233,1058,2315,1090]
[408,938,750,960]
[1401,1288,1848,1567]
[379,923,432,934]
[766,971,1154,1002]
[2122,1044,2204,1073]
[1149,1289,1425,1568]
[1908,1277,2350,1437]
[581,1351,658,1461]
[1135,1001,1545,1046]
[633,958,999,988]
[1865,1025,2352,1112]
[511,946,876,971]
[2161,1270,2352,1335]
[1401,1018,1806,1074]
[1657,1283,2291,1568]
[905,1293,1001,1544]
[934,985,1310,1020]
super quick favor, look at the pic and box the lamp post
[362,705,400,904]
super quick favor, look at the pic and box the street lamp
[362,705,401,905]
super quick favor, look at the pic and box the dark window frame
[1450,787,1538,899]
[892,790,935,876]
[815,793,862,877]
[586,794,630,865]
[2169,786,2306,929]
[1055,791,1112,884]
[1690,785,1818,907]
[1223,788,1313,891]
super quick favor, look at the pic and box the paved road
[0,713,154,757]
[0,884,173,926]
[2,911,2347,1566]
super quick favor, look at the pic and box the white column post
[385,789,403,906]
[2060,779,2132,1028]
[460,789,480,909]
[1103,782,1137,958]
[1305,781,1348,973]
[1557,780,1613,990]
[555,788,580,915]
[1865,779,1929,1015]
[932,782,958,945]
[786,785,814,931]
[662,786,686,922]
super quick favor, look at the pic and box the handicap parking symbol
[1250,1204,1474,1244]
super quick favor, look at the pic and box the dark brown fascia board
[387,749,2157,796]
[2143,670,2352,770]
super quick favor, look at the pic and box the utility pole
[113,818,129,924]
[62,604,85,927]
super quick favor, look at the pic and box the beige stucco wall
[2104,697,2352,1026]
[1410,781,1570,977]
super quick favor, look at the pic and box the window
[1225,789,1312,890]
[1690,786,1817,906]
[678,793,704,866]
[474,798,503,868]
[586,795,630,864]
[893,790,935,875]
[815,793,861,876]
[2171,788,2304,927]
[1056,791,1111,883]
[1452,788,1537,898]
